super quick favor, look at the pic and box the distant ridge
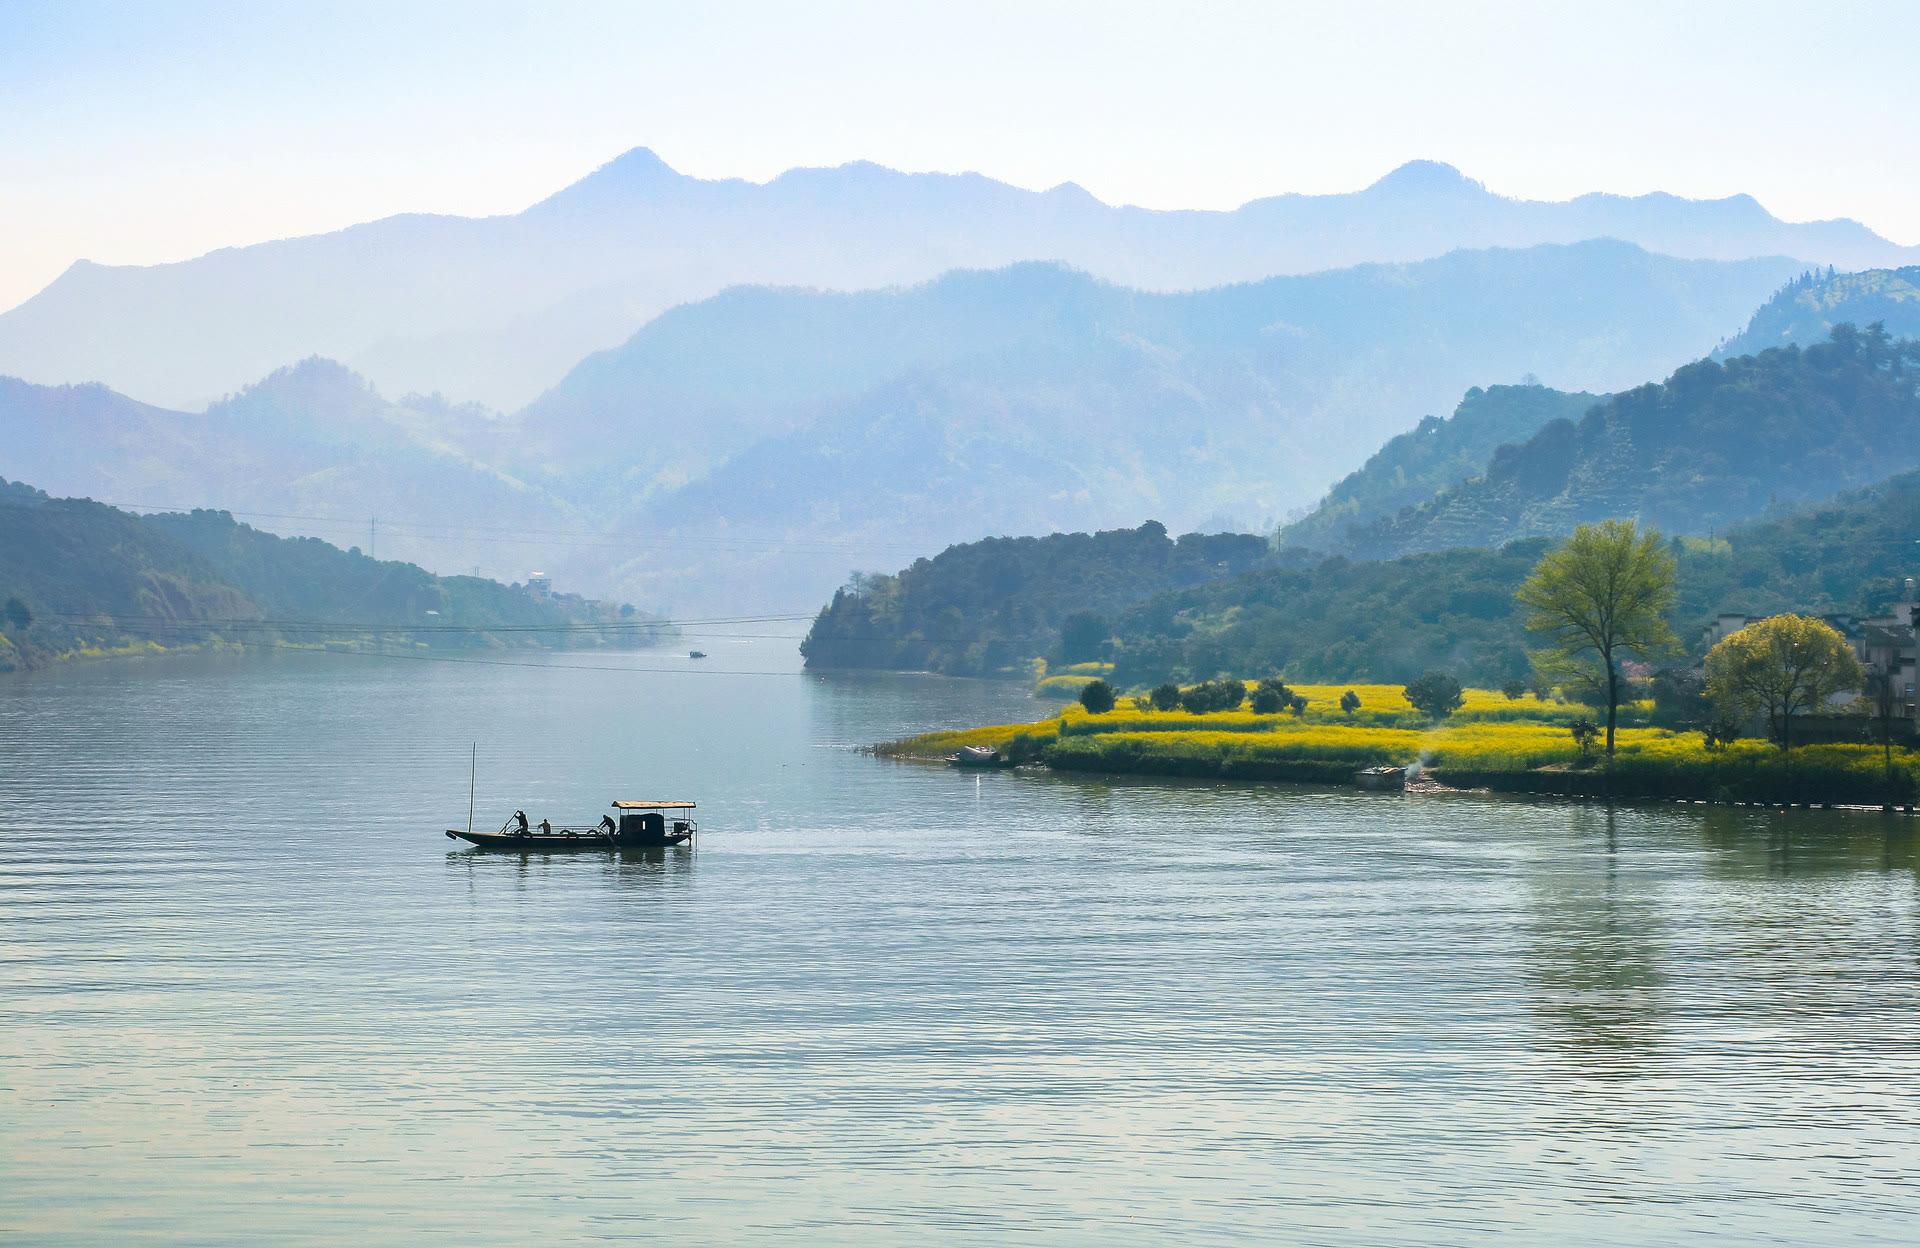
[1718,265,1920,357]
[1,148,1911,409]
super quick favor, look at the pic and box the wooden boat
[1354,765,1409,791]
[447,800,698,851]
[688,650,708,659]
[947,745,1015,769]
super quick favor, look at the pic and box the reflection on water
[3,642,1919,1245]
[1695,804,1920,877]
[1523,807,1669,1058]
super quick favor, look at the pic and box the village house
[1700,586,1920,724]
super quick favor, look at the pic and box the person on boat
[539,817,552,835]
[514,810,529,834]
[599,815,617,835]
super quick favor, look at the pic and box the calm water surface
[3,638,1918,1245]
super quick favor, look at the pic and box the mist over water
[3,639,1918,1244]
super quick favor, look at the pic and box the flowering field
[877,690,1920,803]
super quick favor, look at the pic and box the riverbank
[0,630,684,676]
[879,686,1920,806]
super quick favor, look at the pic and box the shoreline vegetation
[877,684,1920,808]
[0,481,677,674]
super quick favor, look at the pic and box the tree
[1648,665,1710,728]
[1704,614,1864,752]
[1404,671,1463,720]
[1700,717,1741,752]
[1249,677,1291,714]
[1150,682,1181,712]
[1339,689,1361,716]
[1500,679,1527,700]
[1181,677,1245,714]
[1515,519,1677,757]
[1180,683,1217,714]
[1078,679,1117,715]
[1288,694,1308,716]
[1569,719,1599,759]
[1,597,28,634]
[1059,611,1109,664]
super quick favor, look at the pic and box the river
[2,638,1917,1245]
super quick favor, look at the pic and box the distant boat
[947,745,1015,769]
[689,650,708,659]
[447,800,698,850]
[1354,765,1408,791]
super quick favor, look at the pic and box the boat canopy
[612,800,697,810]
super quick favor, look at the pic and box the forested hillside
[1106,468,1920,688]
[1331,326,1920,558]
[1719,266,1920,357]
[805,466,1920,690]
[0,479,668,672]
[799,522,1272,675]
[1277,383,1603,553]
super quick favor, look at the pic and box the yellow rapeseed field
[878,695,1920,801]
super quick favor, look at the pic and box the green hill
[799,521,1273,676]
[802,464,1920,691]
[1277,383,1603,553]
[1719,266,1920,357]
[0,478,670,672]
[1334,326,1920,558]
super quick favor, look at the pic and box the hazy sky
[3,0,1916,312]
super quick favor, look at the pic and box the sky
[2,0,1917,312]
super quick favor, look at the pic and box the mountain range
[2,148,1912,411]
[516,243,1802,608]
[1,242,1805,611]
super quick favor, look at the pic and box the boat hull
[447,829,692,851]
[1354,766,1408,791]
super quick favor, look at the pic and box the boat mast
[467,743,476,837]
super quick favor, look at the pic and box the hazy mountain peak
[1366,160,1484,196]
[592,145,680,180]
[1044,181,1101,205]
[210,357,378,415]
[527,145,694,213]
